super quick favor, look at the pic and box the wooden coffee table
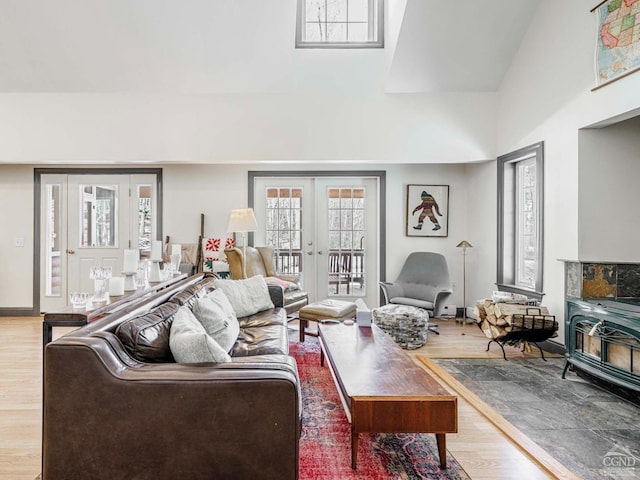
[318,323,458,470]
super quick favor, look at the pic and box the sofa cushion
[265,276,298,292]
[213,275,274,318]
[169,306,231,363]
[231,308,289,357]
[115,302,180,362]
[192,289,240,352]
[231,324,289,357]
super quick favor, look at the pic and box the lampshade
[227,208,258,233]
[456,240,473,249]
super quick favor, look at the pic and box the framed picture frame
[406,185,449,237]
[591,0,640,90]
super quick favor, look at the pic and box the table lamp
[227,208,258,278]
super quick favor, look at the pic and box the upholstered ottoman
[371,304,429,349]
[298,299,357,341]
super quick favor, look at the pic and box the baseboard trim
[0,308,38,317]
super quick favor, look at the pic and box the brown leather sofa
[225,246,308,315]
[42,273,301,480]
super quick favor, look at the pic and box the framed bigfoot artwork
[406,185,449,237]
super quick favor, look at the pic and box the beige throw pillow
[213,275,274,318]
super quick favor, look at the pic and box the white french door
[39,173,158,312]
[253,176,379,307]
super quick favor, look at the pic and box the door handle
[317,250,324,255]
[66,249,76,255]
[307,251,314,255]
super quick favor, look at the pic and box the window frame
[497,142,544,300]
[296,0,384,49]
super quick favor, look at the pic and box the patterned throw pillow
[202,237,235,273]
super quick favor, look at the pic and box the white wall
[0,92,496,165]
[578,116,640,261]
[0,165,34,309]
[164,163,474,308]
[1,162,473,311]
[464,160,497,307]
[494,0,640,342]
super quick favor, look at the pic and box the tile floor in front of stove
[436,356,640,480]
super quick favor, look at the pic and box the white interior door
[253,176,379,307]
[67,175,131,294]
[39,173,158,311]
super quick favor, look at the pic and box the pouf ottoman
[371,304,429,349]
[298,299,357,341]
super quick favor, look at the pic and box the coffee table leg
[320,348,325,367]
[436,433,447,469]
[351,428,358,470]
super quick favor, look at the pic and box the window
[497,142,544,299]
[296,0,384,48]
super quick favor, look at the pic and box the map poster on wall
[594,0,640,89]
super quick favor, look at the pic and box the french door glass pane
[79,184,118,248]
[45,184,62,297]
[265,187,303,274]
[137,184,152,258]
[327,186,365,297]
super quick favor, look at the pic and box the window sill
[495,283,545,302]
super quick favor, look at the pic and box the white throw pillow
[169,306,231,364]
[213,275,274,318]
[192,289,240,352]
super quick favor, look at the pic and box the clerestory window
[296,0,384,48]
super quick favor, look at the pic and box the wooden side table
[42,273,188,348]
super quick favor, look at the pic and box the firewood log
[496,317,509,327]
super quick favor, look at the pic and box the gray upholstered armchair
[379,252,453,318]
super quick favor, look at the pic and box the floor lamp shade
[227,208,258,278]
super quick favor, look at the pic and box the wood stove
[564,298,640,394]
[563,261,640,395]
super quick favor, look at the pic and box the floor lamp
[456,240,473,324]
[227,208,258,278]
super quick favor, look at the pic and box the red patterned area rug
[291,338,470,480]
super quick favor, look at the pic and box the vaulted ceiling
[0,0,540,94]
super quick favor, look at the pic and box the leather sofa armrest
[276,273,301,285]
[268,284,285,308]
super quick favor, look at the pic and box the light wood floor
[1,316,573,480]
